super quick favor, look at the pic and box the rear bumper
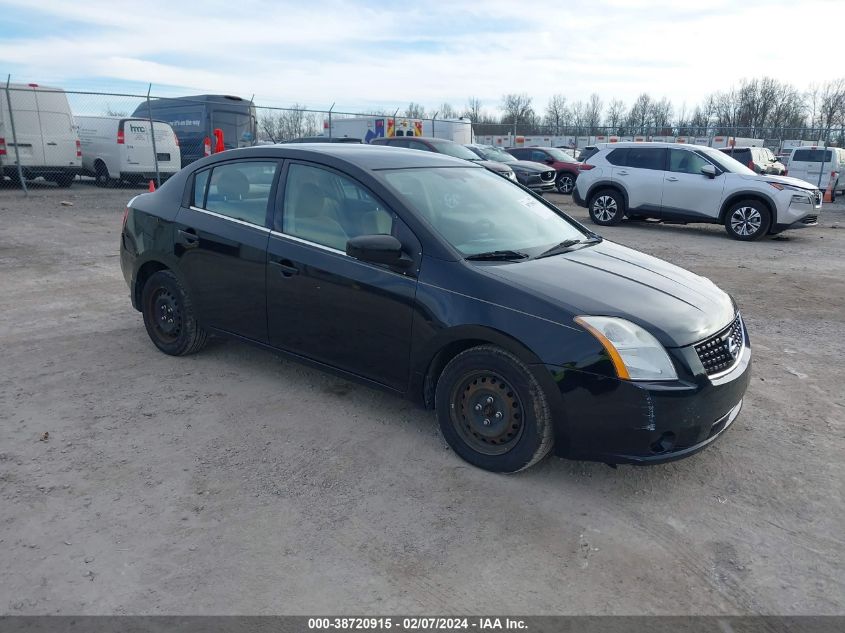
[3,165,82,178]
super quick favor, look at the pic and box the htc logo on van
[129,124,146,133]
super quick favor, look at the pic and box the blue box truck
[132,94,257,167]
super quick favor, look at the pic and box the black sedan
[120,144,751,472]
[465,143,557,193]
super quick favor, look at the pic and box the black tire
[724,199,771,241]
[831,182,837,203]
[141,270,208,356]
[4,171,23,188]
[94,162,113,188]
[588,188,625,226]
[53,173,75,188]
[435,345,554,473]
[556,172,576,194]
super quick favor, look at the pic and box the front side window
[281,163,393,251]
[381,167,586,257]
[530,150,548,162]
[200,161,277,226]
[625,148,666,170]
[668,149,711,175]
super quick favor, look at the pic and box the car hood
[481,240,735,347]
[743,173,819,190]
[507,160,554,173]
[473,159,513,175]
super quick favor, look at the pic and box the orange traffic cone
[148,180,156,192]
[824,186,833,203]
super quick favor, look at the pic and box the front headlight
[575,316,678,381]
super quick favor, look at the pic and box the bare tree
[258,104,320,142]
[501,93,534,125]
[464,97,483,122]
[818,79,845,135]
[627,93,654,133]
[405,102,426,118]
[605,99,626,133]
[104,105,128,117]
[437,102,458,119]
[586,93,603,134]
[544,94,569,135]
[651,97,673,133]
[570,100,588,135]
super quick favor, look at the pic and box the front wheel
[435,345,554,473]
[556,172,576,194]
[588,189,625,226]
[724,200,771,241]
[141,270,208,356]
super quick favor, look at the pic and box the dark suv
[506,147,582,193]
[370,136,515,181]
[718,147,785,175]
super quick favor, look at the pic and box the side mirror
[346,234,411,268]
[545,158,555,165]
[700,164,717,179]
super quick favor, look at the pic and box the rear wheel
[724,199,771,241]
[53,173,75,188]
[588,189,625,226]
[141,270,208,356]
[556,172,576,194]
[94,162,113,188]
[435,345,554,473]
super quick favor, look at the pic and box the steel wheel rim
[148,288,182,343]
[593,195,617,222]
[450,371,524,456]
[558,175,574,193]
[730,206,762,236]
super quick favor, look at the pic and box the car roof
[595,141,711,150]
[193,143,480,170]
[716,146,757,151]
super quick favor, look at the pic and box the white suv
[573,142,822,240]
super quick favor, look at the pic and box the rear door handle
[272,259,299,277]
[46,142,57,146]
[666,176,679,182]
[616,170,628,175]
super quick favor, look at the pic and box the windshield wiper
[465,249,529,261]
[534,237,602,259]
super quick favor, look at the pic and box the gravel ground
[1,180,843,615]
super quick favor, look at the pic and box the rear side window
[193,168,210,207]
[625,148,666,170]
[792,149,833,162]
[508,149,529,159]
[606,148,629,166]
[201,161,278,226]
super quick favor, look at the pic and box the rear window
[792,149,832,162]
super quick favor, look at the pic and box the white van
[786,146,845,201]
[76,116,181,187]
[0,83,81,187]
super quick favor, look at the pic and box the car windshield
[429,141,481,161]
[476,146,517,163]
[697,147,756,174]
[380,167,587,257]
[543,148,579,163]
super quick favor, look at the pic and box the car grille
[694,314,744,376]
[541,170,555,182]
[801,215,819,224]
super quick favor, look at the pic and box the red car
[506,146,582,194]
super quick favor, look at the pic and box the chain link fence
[0,82,471,194]
[2,81,843,194]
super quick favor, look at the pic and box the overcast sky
[1,0,843,115]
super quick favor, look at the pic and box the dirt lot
[1,180,843,615]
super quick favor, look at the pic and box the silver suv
[573,142,821,240]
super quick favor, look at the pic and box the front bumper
[539,335,752,464]
[572,186,586,206]
[773,193,821,232]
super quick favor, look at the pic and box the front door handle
[666,176,679,182]
[177,228,199,247]
[46,142,58,146]
[616,170,628,175]
[272,259,299,277]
